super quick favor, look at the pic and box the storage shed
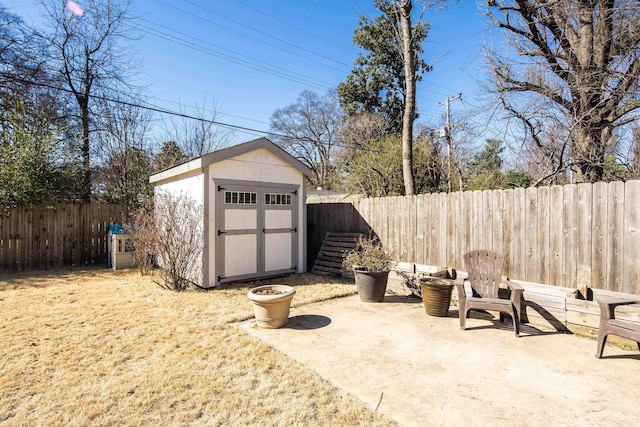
[149,137,311,288]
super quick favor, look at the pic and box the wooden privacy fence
[0,204,128,271]
[307,181,640,295]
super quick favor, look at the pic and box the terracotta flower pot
[420,277,454,317]
[247,284,296,328]
[354,269,390,302]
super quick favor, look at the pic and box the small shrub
[397,269,456,298]
[129,205,156,276]
[342,236,392,273]
[397,270,422,297]
[130,191,204,291]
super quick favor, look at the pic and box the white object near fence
[107,223,135,270]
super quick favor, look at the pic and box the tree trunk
[80,96,91,202]
[400,0,415,195]
[573,125,606,183]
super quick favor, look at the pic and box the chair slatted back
[464,250,504,299]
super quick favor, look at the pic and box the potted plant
[247,284,296,328]
[343,236,392,302]
[399,269,456,317]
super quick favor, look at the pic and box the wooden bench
[596,299,640,358]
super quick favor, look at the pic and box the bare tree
[338,111,392,150]
[486,0,640,183]
[40,0,137,200]
[622,123,640,179]
[162,95,234,159]
[270,89,341,188]
[94,98,153,208]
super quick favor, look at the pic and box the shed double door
[216,182,298,283]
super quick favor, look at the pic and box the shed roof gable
[150,138,311,184]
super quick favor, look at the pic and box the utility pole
[439,93,462,193]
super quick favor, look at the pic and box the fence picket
[538,186,550,285]
[0,204,127,271]
[576,183,593,288]
[607,182,624,292]
[623,181,640,294]
[562,185,577,288]
[592,182,608,289]
[306,181,639,295]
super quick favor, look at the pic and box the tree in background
[502,169,532,189]
[94,100,153,208]
[337,113,444,196]
[0,6,81,207]
[270,89,341,188]
[339,0,443,195]
[465,139,504,191]
[161,95,234,160]
[413,127,445,193]
[397,0,421,195]
[339,134,405,196]
[338,0,430,133]
[1,5,43,88]
[0,107,81,207]
[464,139,533,190]
[624,124,640,180]
[154,140,186,172]
[486,0,640,184]
[41,0,136,201]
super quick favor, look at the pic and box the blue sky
[3,0,494,145]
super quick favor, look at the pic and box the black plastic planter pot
[354,270,390,302]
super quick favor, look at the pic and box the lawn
[0,267,395,426]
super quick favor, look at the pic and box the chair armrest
[504,280,523,291]
[597,298,640,321]
[504,280,523,303]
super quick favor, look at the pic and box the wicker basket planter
[420,277,454,317]
[247,284,296,328]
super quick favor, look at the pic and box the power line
[136,22,333,91]
[178,0,352,68]
[149,0,351,72]
[143,94,272,126]
[3,74,394,153]
[2,73,279,137]
[231,0,358,55]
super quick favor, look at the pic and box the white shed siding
[154,171,204,205]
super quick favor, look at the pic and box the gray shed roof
[150,137,312,184]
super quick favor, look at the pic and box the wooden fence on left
[0,204,128,271]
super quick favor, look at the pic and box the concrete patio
[241,293,640,426]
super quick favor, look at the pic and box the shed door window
[264,193,292,205]
[224,191,257,204]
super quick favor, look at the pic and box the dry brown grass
[0,268,395,426]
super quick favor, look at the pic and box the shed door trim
[214,179,298,284]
